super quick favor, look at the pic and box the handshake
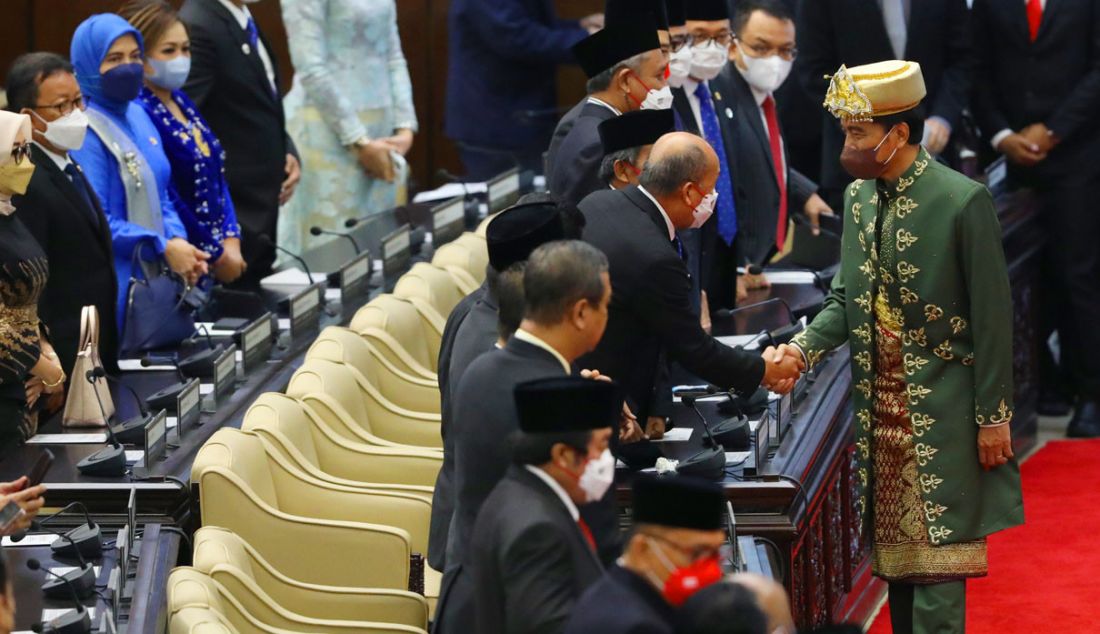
[760,344,805,394]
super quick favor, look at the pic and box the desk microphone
[714,297,802,346]
[75,371,127,478]
[88,368,151,446]
[26,559,92,634]
[256,234,315,284]
[36,502,102,559]
[309,226,362,254]
[675,395,726,480]
[29,522,95,599]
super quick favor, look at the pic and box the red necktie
[577,517,597,553]
[1027,0,1043,42]
[762,96,788,251]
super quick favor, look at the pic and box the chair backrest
[431,237,487,286]
[475,215,493,237]
[242,393,323,468]
[285,359,389,446]
[393,263,465,320]
[350,295,438,374]
[193,428,280,509]
[453,233,489,275]
[169,605,240,634]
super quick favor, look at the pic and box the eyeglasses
[735,37,798,61]
[688,32,734,48]
[670,34,692,52]
[11,143,31,165]
[34,96,85,117]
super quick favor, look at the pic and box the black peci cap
[667,0,686,27]
[684,0,730,21]
[632,474,725,530]
[515,377,622,434]
[486,202,566,273]
[606,0,669,31]
[599,109,677,156]
[572,12,661,78]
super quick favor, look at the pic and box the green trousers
[887,581,966,634]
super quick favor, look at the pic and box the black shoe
[1066,400,1100,438]
[1038,389,1074,417]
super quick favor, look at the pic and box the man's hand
[580,13,604,33]
[996,133,1046,167]
[978,424,1013,470]
[923,117,951,155]
[1019,123,1057,155]
[644,416,666,440]
[280,153,302,205]
[802,193,834,236]
[761,344,804,394]
[0,480,46,535]
[737,272,770,304]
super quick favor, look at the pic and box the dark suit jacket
[444,0,587,151]
[470,466,603,634]
[709,66,818,268]
[972,0,1100,184]
[578,186,765,419]
[430,281,488,571]
[562,564,676,634]
[796,0,975,189]
[14,145,118,374]
[547,100,618,206]
[180,0,297,283]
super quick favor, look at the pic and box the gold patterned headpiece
[823,60,927,122]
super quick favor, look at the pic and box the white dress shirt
[217,0,278,94]
[512,329,571,374]
[32,141,70,172]
[524,465,580,521]
[637,185,677,240]
[680,78,706,133]
[587,97,622,117]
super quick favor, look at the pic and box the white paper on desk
[325,288,342,302]
[42,608,96,622]
[166,416,178,429]
[199,384,214,396]
[649,428,693,443]
[277,318,291,331]
[193,322,239,338]
[412,181,488,204]
[1,534,55,547]
[725,451,751,465]
[117,359,174,372]
[260,268,328,288]
[52,566,102,577]
[124,450,144,463]
[764,270,818,285]
[716,334,764,351]
[26,433,106,444]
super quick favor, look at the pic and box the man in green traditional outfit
[778,60,1025,633]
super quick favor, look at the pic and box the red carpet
[867,439,1100,633]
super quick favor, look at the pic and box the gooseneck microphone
[75,372,127,478]
[36,502,102,560]
[256,234,315,283]
[309,226,361,254]
[26,559,92,634]
[675,395,727,480]
[29,522,95,599]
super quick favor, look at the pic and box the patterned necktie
[881,0,908,58]
[245,17,260,51]
[693,82,737,245]
[577,517,597,553]
[762,96,788,251]
[1027,0,1043,41]
[64,162,99,226]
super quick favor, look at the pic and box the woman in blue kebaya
[122,0,245,284]
[69,13,209,331]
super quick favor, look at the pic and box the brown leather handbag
[62,305,114,427]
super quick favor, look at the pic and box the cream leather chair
[169,605,240,634]
[242,392,440,490]
[306,326,440,414]
[286,359,442,449]
[350,295,439,379]
[393,262,465,325]
[193,526,429,630]
[475,214,494,237]
[192,428,418,592]
[168,567,425,634]
[431,233,488,287]
[429,256,479,295]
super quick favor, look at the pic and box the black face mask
[840,125,899,180]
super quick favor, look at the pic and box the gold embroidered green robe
[792,148,1024,548]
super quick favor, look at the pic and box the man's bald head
[638,132,721,229]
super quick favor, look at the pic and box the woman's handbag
[119,241,198,358]
[61,305,114,427]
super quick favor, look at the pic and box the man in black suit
[972,0,1100,437]
[563,475,729,634]
[7,53,118,374]
[470,376,616,634]
[578,132,801,425]
[180,0,300,288]
[433,239,616,633]
[430,199,566,572]
[704,0,832,309]
[796,0,974,208]
[546,13,667,207]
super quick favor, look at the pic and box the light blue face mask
[147,55,191,91]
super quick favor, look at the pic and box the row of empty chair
[169,223,491,633]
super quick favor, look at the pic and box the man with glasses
[563,475,729,634]
[5,52,119,375]
[703,0,833,310]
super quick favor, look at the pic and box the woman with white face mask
[123,0,245,285]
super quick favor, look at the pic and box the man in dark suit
[470,376,616,634]
[430,200,566,572]
[563,475,729,634]
[597,109,677,191]
[703,0,832,309]
[445,0,601,181]
[546,13,667,207]
[796,0,974,208]
[7,53,118,374]
[180,0,300,288]
[578,132,801,425]
[971,0,1100,437]
[432,240,615,633]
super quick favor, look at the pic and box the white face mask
[690,188,718,228]
[34,108,88,152]
[739,52,793,94]
[668,47,693,89]
[641,85,674,110]
[578,448,615,502]
[689,42,730,81]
